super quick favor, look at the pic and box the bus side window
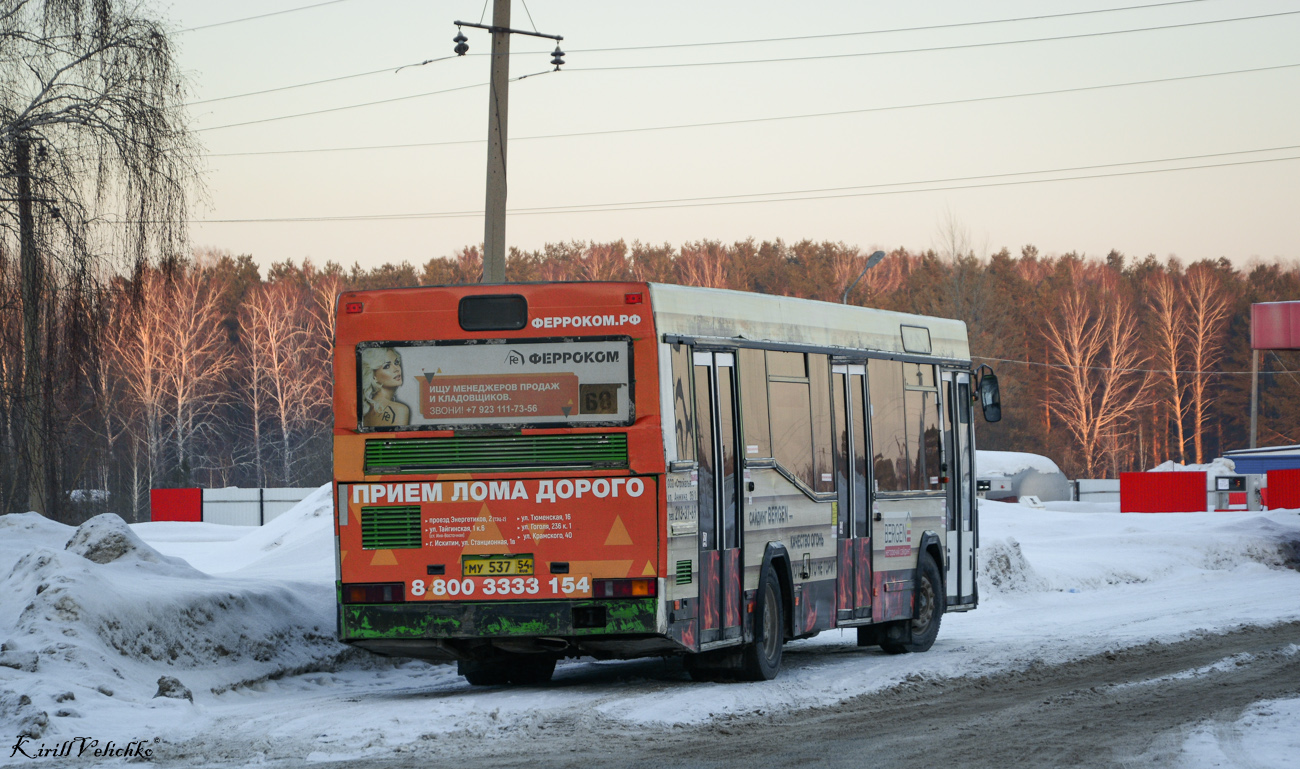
[867,359,907,492]
[903,363,942,491]
[808,354,834,494]
[767,351,815,490]
[737,348,771,459]
[671,345,695,462]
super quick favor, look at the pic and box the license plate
[461,554,534,576]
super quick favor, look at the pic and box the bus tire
[740,568,785,680]
[507,656,556,685]
[458,658,510,686]
[881,551,944,654]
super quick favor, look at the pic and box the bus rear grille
[676,560,693,585]
[364,434,628,474]
[361,506,422,549]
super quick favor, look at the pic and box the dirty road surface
[178,621,1300,769]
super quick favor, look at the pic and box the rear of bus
[332,283,667,682]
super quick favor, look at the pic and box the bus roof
[647,283,971,362]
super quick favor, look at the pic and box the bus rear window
[357,338,633,430]
[458,295,527,331]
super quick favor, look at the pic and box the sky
[162,0,1300,272]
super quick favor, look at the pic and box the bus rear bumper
[340,598,677,661]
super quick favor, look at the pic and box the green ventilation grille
[364,434,628,474]
[361,506,422,550]
[675,560,693,585]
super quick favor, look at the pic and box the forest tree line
[1,239,1297,523]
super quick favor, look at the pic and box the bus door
[942,370,977,606]
[833,364,873,622]
[693,351,743,644]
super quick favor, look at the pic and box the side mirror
[976,366,1002,423]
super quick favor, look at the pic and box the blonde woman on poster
[361,347,411,427]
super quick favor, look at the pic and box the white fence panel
[202,488,262,526]
[200,487,317,526]
[263,488,316,522]
[1075,478,1120,504]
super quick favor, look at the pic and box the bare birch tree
[242,280,324,485]
[1146,271,1189,463]
[163,265,234,484]
[677,241,731,288]
[1044,286,1152,477]
[1184,263,1232,463]
[106,270,171,514]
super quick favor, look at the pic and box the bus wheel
[508,656,556,685]
[881,551,944,654]
[741,568,785,680]
[458,658,510,686]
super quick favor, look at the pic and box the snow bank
[977,451,1071,501]
[0,486,354,741]
[979,537,1050,592]
[977,450,1062,477]
[976,501,1300,595]
[1149,457,1237,475]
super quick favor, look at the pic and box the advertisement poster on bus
[356,339,633,430]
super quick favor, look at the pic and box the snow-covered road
[2,489,1298,767]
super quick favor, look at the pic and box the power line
[577,9,1300,73]
[179,0,359,33]
[190,10,1300,134]
[202,62,1300,157]
[568,0,1220,53]
[186,149,1300,224]
[182,0,1220,105]
[972,355,1297,377]
[186,57,457,106]
[495,154,1300,217]
[459,144,1300,211]
[197,69,555,133]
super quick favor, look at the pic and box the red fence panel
[150,488,202,522]
[1267,468,1300,510]
[1121,472,1207,513]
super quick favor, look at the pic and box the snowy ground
[2,488,1299,767]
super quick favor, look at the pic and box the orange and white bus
[333,282,1000,683]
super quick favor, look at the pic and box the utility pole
[1249,348,1259,449]
[482,0,510,284]
[454,5,563,284]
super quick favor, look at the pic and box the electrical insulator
[550,44,565,70]
[454,30,468,56]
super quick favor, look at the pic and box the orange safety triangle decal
[641,561,656,576]
[604,516,633,546]
[370,549,398,566]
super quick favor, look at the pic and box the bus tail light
[345,302,363,314]
[592,578,656,598]
[624,293,643,304]
[342,582,405,604]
